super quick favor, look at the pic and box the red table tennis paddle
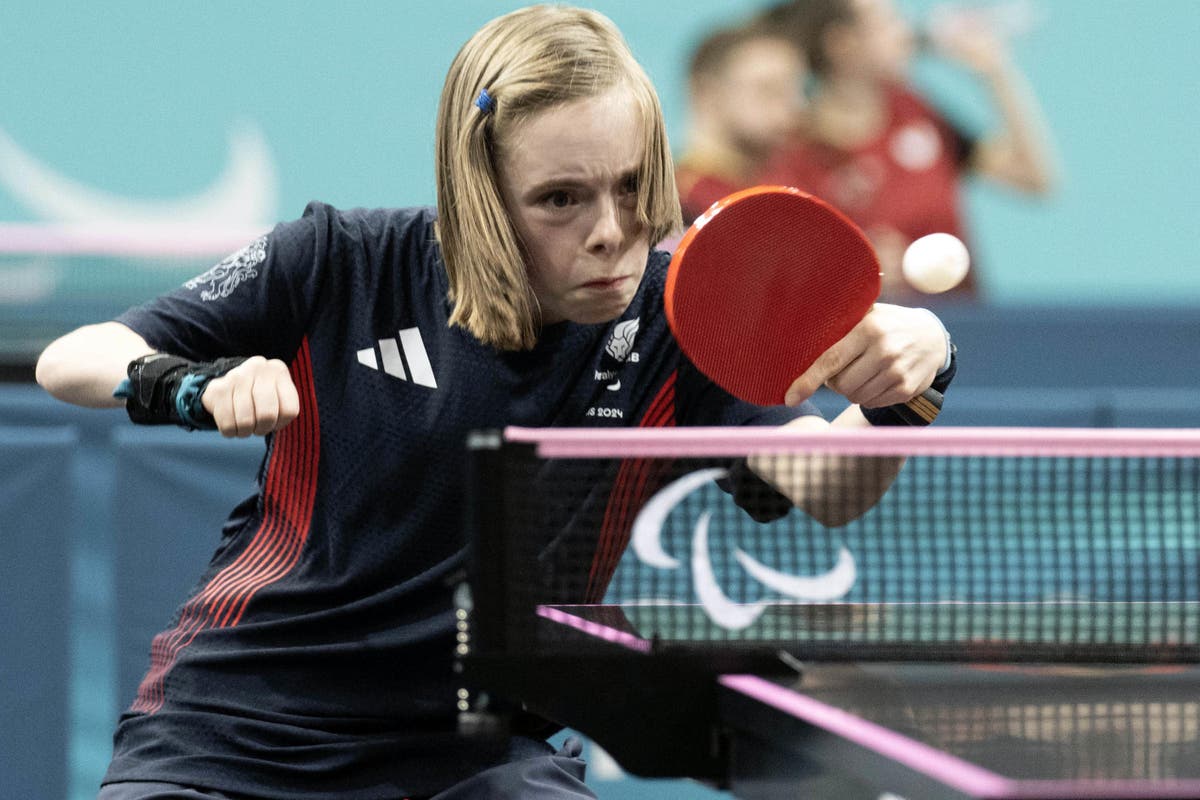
[665,185,941,422]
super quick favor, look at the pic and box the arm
[36,321,156,408]
[749,304,950,526]
[935,23,1058,194]
[36,321,299,438]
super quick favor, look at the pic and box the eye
[542,190,575,208]
[620,173,640,195]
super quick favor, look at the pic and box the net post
[456,429,525,739]
[462,429,509,656]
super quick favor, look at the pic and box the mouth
[582,275,632,291]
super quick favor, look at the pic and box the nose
[586,195,624,255]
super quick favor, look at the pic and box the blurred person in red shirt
[760,0,1056,302]
[675,23,808,226]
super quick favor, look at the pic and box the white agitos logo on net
[630,468,856,630]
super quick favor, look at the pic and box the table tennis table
[522,602,1200,800]
[458,427,1200,799]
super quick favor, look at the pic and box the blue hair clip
[474,88,495,115]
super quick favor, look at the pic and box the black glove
[113,354,247,430]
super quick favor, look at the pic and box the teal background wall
[2,1,1198,306]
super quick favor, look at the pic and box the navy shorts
[96,736,596,800]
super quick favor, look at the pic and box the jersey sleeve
[946,117,978,170]
[115,202,337,362]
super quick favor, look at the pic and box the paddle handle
[895,387,944,425]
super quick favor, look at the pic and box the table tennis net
[464,427,1200,662]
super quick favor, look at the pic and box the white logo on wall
[184,236,267,300]
[630,468,856,630]
[357,328,438,389]
[0,122,278,225]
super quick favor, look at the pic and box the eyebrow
[524,166,641,197]
[525,177,588,196]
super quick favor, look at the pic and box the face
[496,87,651,326]
[709,38,807,156]
[838,0,916,80]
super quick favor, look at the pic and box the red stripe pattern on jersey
[585,370,677,602]
[131,339,321,714]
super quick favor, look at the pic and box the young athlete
[36,6,954,798]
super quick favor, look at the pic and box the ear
[821,22,857,69]
[690,73,720,103]
[689,73,728,121]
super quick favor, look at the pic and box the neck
[826,70,886,103]
[811,74,889,147]
[686,122,768,179]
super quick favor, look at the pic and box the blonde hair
[435,4,681,350]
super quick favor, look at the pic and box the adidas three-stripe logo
[357,328,437,388]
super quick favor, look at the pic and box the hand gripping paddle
[664,185,941,422]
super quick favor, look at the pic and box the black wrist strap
[114,354,247,430]
[717,460,794,524]
[862,344,957,427]
[930,342,958,395]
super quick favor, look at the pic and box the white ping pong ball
[901,233,970,294]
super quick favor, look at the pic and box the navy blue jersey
[109,203,818,798]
